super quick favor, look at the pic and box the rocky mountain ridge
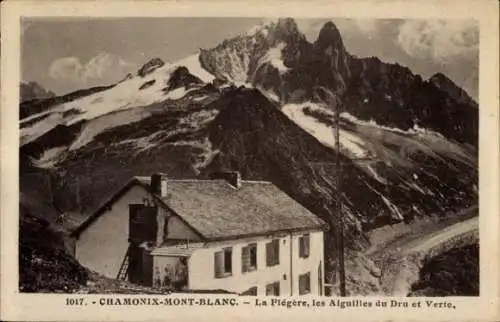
[20,81,56,103]
[198,18,477,146]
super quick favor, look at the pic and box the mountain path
[368,212,479,296]
[398,216,478,255]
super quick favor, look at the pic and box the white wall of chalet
[187,230,325,296]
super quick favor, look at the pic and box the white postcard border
[1,0,499,321]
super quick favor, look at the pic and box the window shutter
[299,272,311,295]
[224,248,232,274]
[266,240,279,266]
[214,251,224,278]
[266,282,280,296]
[299,235,310,258]
[273,239,279,265]
[266,242,272,266]
[250,244,257,268]
[299,274,304,293]
[242,246,250,273]
[266,283,273,295]
[318,262,323,296]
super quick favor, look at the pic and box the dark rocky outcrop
[20,81,55,103]
[138,58,165,77]
[165,66,203,91]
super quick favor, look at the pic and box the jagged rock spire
[315,21,344,50]
[263,17,307,45]
[275,18,300,35]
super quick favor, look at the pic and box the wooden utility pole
[333,103,347,297]
[309,106,381,296]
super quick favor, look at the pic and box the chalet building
[71,172,328,296]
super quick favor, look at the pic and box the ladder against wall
[117,246,131,280]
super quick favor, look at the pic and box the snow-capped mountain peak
[20,60,209,147]
[244,19,276,37]
[196,17,310,85]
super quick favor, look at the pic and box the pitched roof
[143,178,327,240]
[71,177,152,237]
[72,176,328,240]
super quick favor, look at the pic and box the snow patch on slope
[341,111,475,165]
[173,54,216,83]
[193,95,208,102]
[406,181,435,196]
[113,109,219,155]
[366,183,405,221]
[165,87,197,100]
[220,49,251,84]
[21,113,66,146]
[259,43,289,75]
[166,137,220,172]
[117,132,163,153]
[341,112,447,139]
[341,112,408,134]
[70,108,151,151]
[64,64,175,125]
[21,64,202,146]
[282,102,370,158]
[364,164,388,184]
[30,146,66,169]
[257,86,280,102]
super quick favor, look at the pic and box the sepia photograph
[17,15,481,298]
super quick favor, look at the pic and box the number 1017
[66,298,85,306]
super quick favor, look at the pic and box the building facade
[71,172,328,296]
[183,231,325,296]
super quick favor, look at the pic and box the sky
[21,17,479,99]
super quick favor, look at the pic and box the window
[266,239,280,267]
[265,281,280,296]
[299,272,311,295]
[241,286,258,296]
[214,247,232,278]
[299,234,310,258]
[129,204,158,244]
[242,243,257,273]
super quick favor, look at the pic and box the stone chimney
[210,171,241,189]
[151,172,168,197]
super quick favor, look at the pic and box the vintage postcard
[1,0,499,321]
